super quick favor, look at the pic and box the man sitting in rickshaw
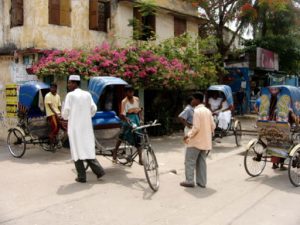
[113,85,143,164]
[217,94,232,130]
[208,92,232,132]
[207,91,223,114]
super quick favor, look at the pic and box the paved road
[1,132,300,225]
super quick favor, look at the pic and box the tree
[245,0,300,73]
[188,0,256,64]
[251,0,299,38]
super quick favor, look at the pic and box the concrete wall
[1,0,112,50]
[114,2,133,46]
[0,0,4,47]
[158,0,198,17]
[155,11,174,41]
[1,0,200,50]
[0,56,18,139]
[115,1,200,44]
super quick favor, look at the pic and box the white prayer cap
[69,75,80,81]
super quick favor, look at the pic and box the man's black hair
[192,92,204,102]
[70,80,81,87]
[186,96,193,105]
[74,81,81,87]
[125,84,134,91]
[50,83,57,88]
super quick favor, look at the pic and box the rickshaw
[244,85,300,187]
[7,81,66,158]
[206,85,242,146]
[88,76,160,191]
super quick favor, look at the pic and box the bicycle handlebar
[132,120,161,131]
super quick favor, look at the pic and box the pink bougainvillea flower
[138,71,147,78]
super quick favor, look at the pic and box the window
[174,17,186,37]
[89,0,111,32]
[49,0,71,26]
[11,0,23,27]
[133,7,156,41]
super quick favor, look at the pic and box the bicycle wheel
[288,148,300,187]
[7,128,26,158]
[117,142,133,166]
[143,147,159,191]
[234,120,242,146]
[244,141,266,177]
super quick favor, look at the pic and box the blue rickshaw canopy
[19,81,50,108]
[207,85,234,106]
[88,76,128,104]
[259,85,300,121]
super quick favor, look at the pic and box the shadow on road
[57,182,94,195]
[0,146,71,165]
[57,166,158,198]
[245,173,300,194]
[184,187,217,198]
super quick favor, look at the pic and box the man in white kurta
[62,75,105,183]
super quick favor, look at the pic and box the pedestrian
[180,92,215,188]
[62,75,105,183]
[236,88,245,115]
[113,85,143,164]
[44,83,61,150]
[178,96,194,136]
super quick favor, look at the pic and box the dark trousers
[74,159,104,180]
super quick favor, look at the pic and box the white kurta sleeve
[90,95,97,117]
[62,94,70,120]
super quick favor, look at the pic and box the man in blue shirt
[179,96,194,135]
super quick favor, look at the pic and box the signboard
[10,63,37,84]
[6,84,18,118]
[256,47,279,71]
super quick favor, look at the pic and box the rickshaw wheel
[234,120,242,146]
[244,141,266,177]
[143,146,159,192]
[288,148,300,187]
[117,142,134,166]
[7,128,26,158]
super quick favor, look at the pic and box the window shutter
[15,0,24,26]
[11,0,17,27]
[174,17,186,37]
[98,2,106,32]
[49,0,60,25]
[60,0,71,26]
[104,1,111,31]
[11,0,23,27]
[89,0,98,30]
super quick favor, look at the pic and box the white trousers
[218,111,231,130]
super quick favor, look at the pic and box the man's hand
[183,136,189,144]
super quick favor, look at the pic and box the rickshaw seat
[257,120,291,142]
[92,111,121,129]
